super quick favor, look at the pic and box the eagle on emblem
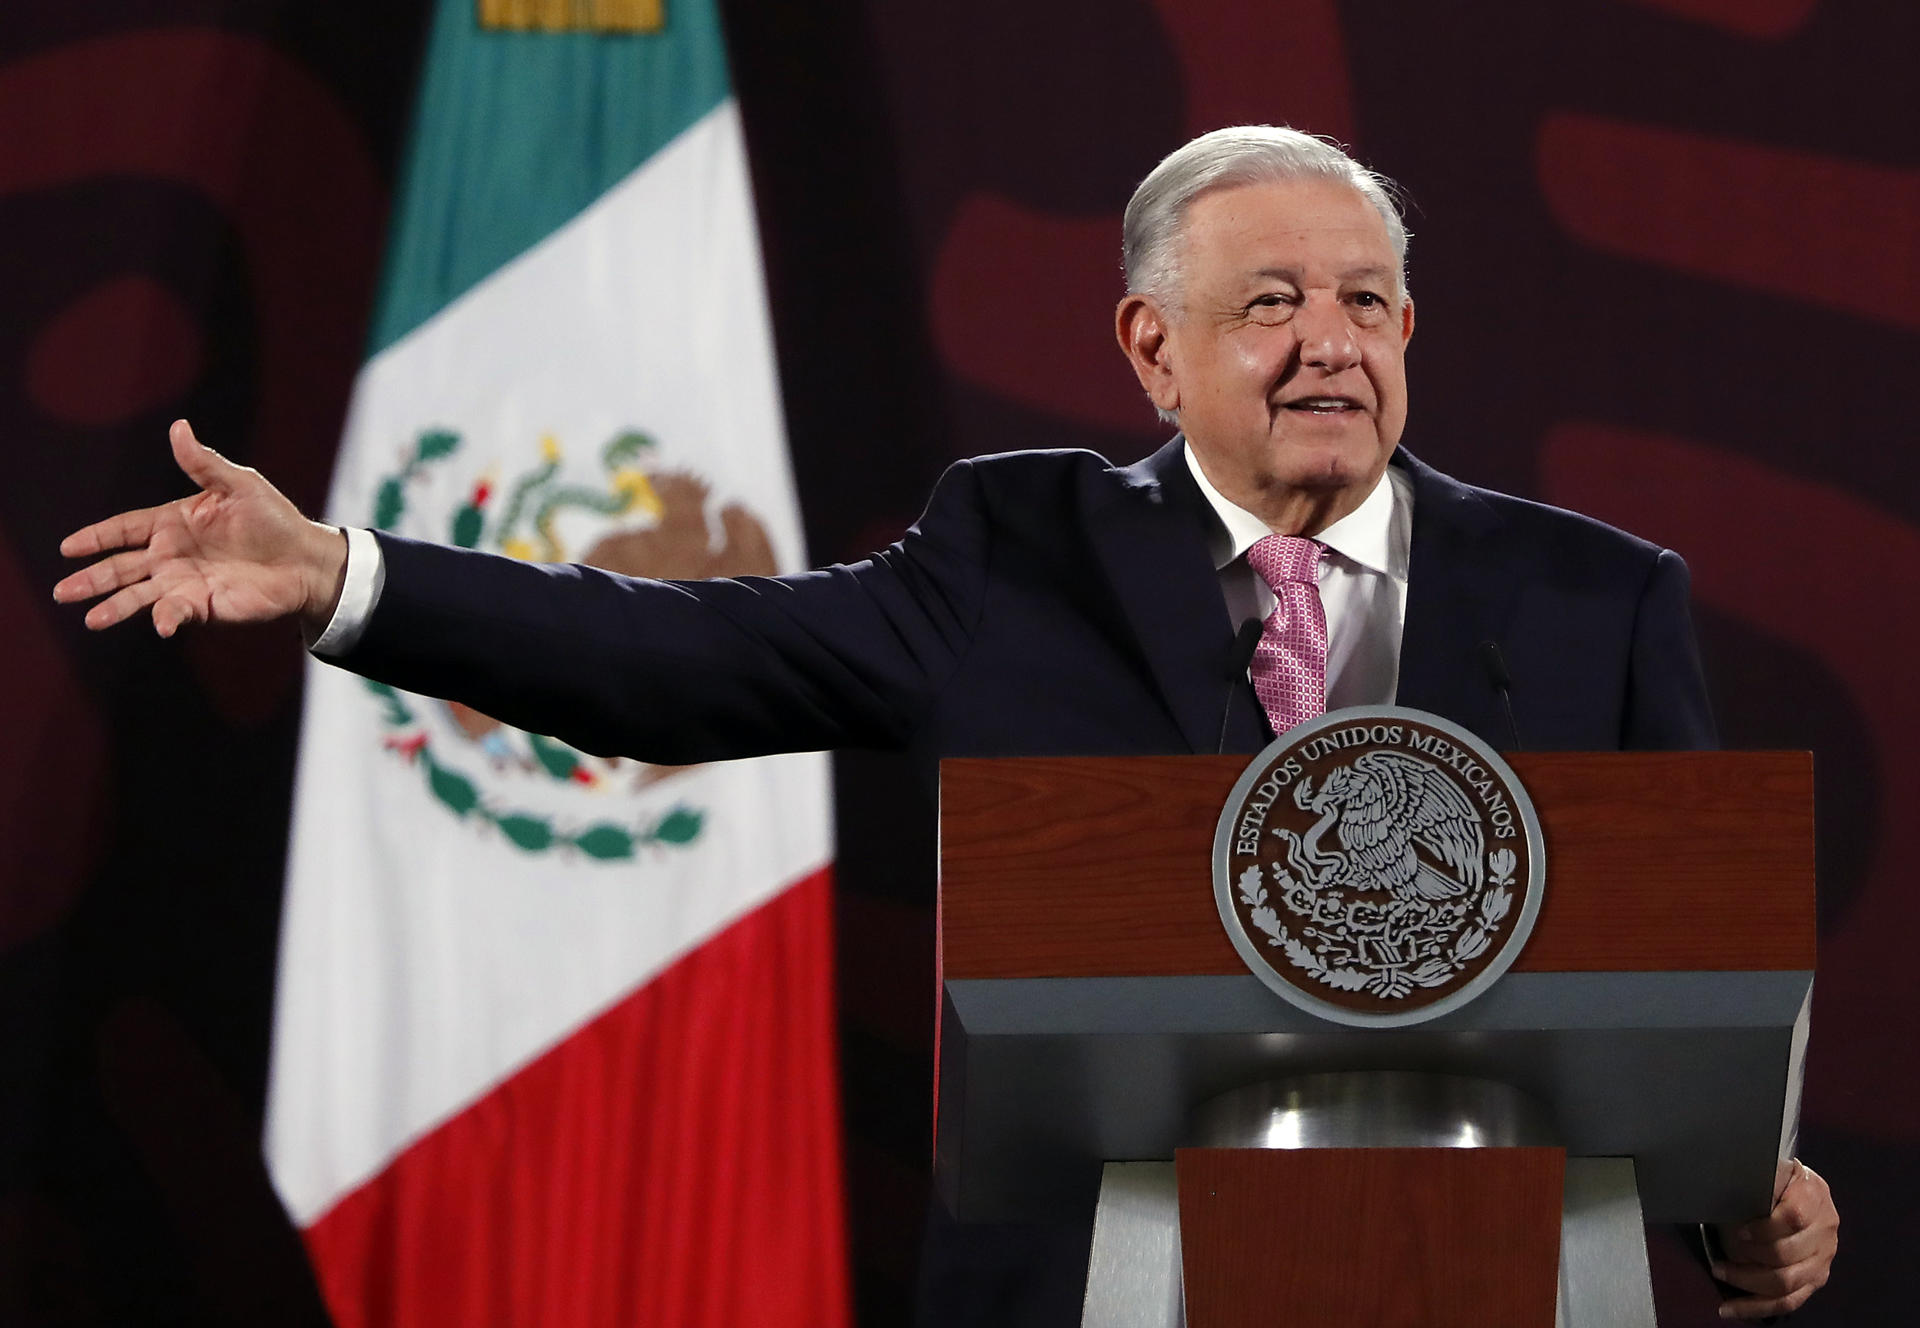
[1276,750,1486,903]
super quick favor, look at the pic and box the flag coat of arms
[266,1,847,1322]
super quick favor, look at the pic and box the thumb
[170,419,241,493]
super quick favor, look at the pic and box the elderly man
[57,125,1836,1319]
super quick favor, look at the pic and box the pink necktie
[1246,534,1328,735]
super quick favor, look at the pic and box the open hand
[1712,1158,1838,1318]
[54,420,346,638]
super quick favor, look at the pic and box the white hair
[1122,124,1410,309]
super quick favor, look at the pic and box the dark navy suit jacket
[344,435,1716,1326]
[350,437,1716,771]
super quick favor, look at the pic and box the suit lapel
[1084,442,1519,753]
[1086,438,1245,754]
[1393,448,1523,746]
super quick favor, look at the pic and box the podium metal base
[1557,1157,1658,1328]
[1079,1157,1655,1328]
[1081,1162,1182,1328]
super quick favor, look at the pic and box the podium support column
[1080,1155,1658,1328]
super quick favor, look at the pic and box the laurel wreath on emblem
[360,427,704,861]
[1235,750,1520,1001]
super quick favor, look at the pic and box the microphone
[1478,639,1523,751]
[1218,618,1265,754]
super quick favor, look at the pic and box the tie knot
[1247,534,1324,593]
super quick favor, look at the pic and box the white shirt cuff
[309,526,385,658]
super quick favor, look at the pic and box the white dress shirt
[1183,443,1413,710]
[315,451,1416,712]
[309,525,384,658]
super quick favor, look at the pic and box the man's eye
[1351,291,1383,307]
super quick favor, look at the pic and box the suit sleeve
[1622,548,1718,750]
[338,458,992,764]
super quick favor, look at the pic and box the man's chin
[1270,438,1390,492]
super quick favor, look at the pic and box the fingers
[62,559,209,636]
[80,580,206,637]
[59,418,227,560]
[153,590,204,639]
[55,421,245,635]
[1711,1160,1839,1319]
[53,548,152,606]
[59,504,165,560]
[81,578,165,632]
[1712,1249,1829,1319]
[170,418,242,492]
[1720,1219,1824,1270]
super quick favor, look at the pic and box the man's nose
[1296,296,1360,372]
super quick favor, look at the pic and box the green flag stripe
[368,0,732,355]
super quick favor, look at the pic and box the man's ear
[1116,294,1180,415]
[1401,293,1415,346]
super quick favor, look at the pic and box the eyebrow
[1244,265,1397,285]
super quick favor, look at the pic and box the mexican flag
[265,2,846,1324]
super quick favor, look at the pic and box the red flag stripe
[303,867,848,1328]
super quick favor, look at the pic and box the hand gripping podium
[935,749,1813,1327]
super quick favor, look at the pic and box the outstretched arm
[54,420,347,639]
[57,421,997,767]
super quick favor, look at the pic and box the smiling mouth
[1282,396,1365,415]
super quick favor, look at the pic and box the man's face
[1123,177,1414,523]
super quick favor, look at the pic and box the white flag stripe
[267,101,831,1226]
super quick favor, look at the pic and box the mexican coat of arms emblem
[1213,707,1545,1026]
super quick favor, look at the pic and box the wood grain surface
[1175,1146,1565,1327]
[939,752,1814,979]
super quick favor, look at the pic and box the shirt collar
[1182,440,1407,580]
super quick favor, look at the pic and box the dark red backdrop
[3,1,1913,1324]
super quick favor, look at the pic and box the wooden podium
[935,752,1814,1327]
